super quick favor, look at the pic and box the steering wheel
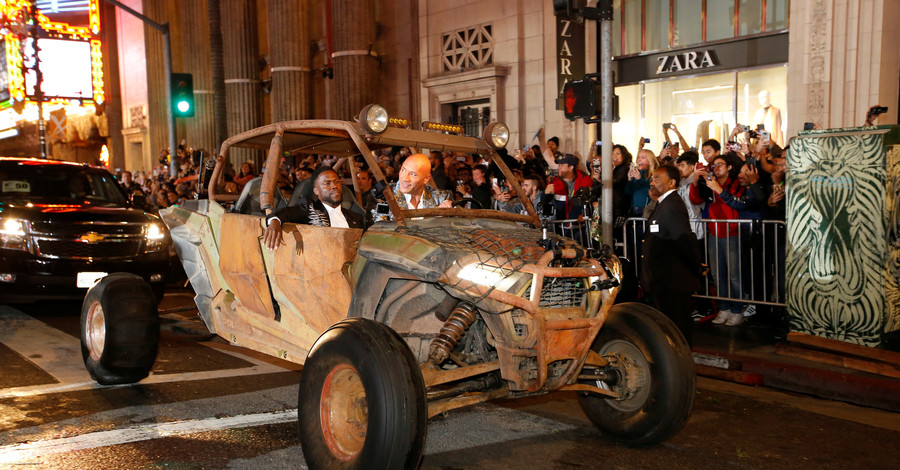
[452,198,483,209]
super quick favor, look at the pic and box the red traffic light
[563,79,596,121]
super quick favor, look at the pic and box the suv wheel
[80,273,160,385]
[298,318,426,469]
[578,302,696,446]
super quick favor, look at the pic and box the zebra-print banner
[786,130,899,346]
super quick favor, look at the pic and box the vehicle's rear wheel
[298,318,426,469]
[578,302,695,447]
[80,273,160,385]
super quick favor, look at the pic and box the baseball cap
[556,154,578,166]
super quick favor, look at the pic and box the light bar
[422,121,463,134]
[388,117,410,129]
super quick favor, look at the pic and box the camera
[803,122,815,130]
[737,124,751,133]
[759,130,771,141]
[870,106,889,115]
[756,124,765,131]
[457,156,466,162]
[375,203,391,215]
[748,130,759,139]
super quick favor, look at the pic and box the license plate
[77,272,108,288]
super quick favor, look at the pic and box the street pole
[102,0,177,178]
[28,0,47,158]
[598,1,613,248]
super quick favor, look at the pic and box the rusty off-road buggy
[79,105,695,469]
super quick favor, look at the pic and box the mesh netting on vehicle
[403,225,575,303]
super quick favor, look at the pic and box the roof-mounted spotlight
[358,104,390,135]
[483,122,510,149]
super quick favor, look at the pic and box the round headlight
[146,223,165,240]
[483,122,510,148]
[358,104,389,135]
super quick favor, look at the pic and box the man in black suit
[640,164,703,346]
[263,167,365,250]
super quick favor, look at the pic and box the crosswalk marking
[0,410,299,464]
[0,307,295,400]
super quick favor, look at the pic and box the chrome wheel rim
[85,301,106,361]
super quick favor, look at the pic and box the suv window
[0,163,126,204]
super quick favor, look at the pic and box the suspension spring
[429,302,477,365]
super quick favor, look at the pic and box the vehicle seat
[232,177,288,215]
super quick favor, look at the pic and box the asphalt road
[1,291,899,469]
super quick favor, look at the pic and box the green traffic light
[177,100,191,113]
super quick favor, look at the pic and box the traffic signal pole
[102,0,178,178]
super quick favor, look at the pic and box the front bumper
[0,250,168,303]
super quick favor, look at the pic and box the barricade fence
[619,217,786,307]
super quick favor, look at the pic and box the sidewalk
[691,318,900,413]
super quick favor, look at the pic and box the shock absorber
[429,302,477,365]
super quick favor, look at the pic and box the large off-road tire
[578,302,695,447]
[80,273,160,385]
[298,318,427,470]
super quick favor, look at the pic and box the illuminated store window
[673,0,702,47]
[612,65,787,152]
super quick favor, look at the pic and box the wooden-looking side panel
[218,213,276,320]
[271,224,362,335]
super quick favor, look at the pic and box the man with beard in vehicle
[263,167,365,250]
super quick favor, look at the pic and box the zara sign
[655,50,718,75]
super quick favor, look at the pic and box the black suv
[0,157,169,303]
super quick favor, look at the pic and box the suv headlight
[144,222,167,252]
[0,218,27,251]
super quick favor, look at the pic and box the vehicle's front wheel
[80,273,160,385]
[578,302,695,447]
[298,318,427,469]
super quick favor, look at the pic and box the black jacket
[640,191,703,294]
[267,198,365,229]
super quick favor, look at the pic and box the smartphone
[492,178,498,187]
[641,137,650,143]
[695,162,704,170]
[726,141,741,152]
[803,122,815,130]
[870,106,889,115]
[595,140,602,146]
[663,141,671,149]
[457,156,466,162]
[756,124,766,131]
[663,123,673,129]
[759,130,771,142]
[747,155,757,166]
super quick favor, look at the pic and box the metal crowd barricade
[546,216,596,251]
[619,217,786,307]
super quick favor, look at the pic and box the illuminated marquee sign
[0,0,102,108]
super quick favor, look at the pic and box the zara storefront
[609,1,790,151]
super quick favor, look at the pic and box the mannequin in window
[753,90,783,147]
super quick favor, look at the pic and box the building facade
[106,0,897,173]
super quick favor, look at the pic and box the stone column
[221,0,261,169]
[142,0,169,163]
[179,0,216,155]
[330,0,377,120]
[267,0,311,121]
[101,1,125,171]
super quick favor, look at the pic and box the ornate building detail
[441,24,493,72]
[129,105,146,129]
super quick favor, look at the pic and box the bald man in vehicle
[393,153,453,209]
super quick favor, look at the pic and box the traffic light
[171,73,195,118]
[553,0,586,17]
[562,78,596,121]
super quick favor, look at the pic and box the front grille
[537,277,588,308]
[30,221,145,238]
[35,239,142,259]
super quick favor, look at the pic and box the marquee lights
[0,0,103,111]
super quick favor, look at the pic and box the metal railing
[546,216,596,252]
[619,217,786,307]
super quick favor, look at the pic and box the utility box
[787,125,900,347]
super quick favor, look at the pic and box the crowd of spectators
[120,121,790,330]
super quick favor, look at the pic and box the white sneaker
[725,312,745,326]
[711,310,731,324]
[743,304,757,318]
